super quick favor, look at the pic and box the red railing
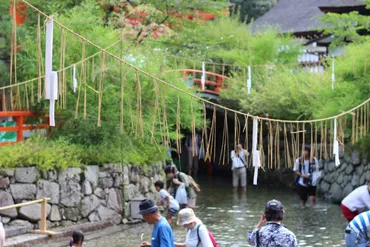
[165,69,229,95]
[0,111,49,146]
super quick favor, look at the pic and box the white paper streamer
[333,118,340,166]
[247,66,251,94]
[252,118,260,185]
[73,64,78,93]
[331,58,335,90]
[49,71,58,127]
[45,18,54,100]
[201,62,206,90]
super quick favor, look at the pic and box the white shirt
[293,158,318,187]
[231,150,246,169]
[159,189,180,210]
[186,224,213,247]
[342,185,370,211]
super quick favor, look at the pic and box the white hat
[177,208,199,226]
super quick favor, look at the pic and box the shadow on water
[81,175,347,247]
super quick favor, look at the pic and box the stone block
[0,176,10,189]
[58,168,82,207]
[123,166,130,185]
[88,211,100,222]
[46,169,58,182]
[98,177,114,189]
[49,205,61,222]
[342,183,353,199]
[61,207,80,222]
[329,183,342,203]
[0,191,17,218]
[106,188,123,214]
[355,164,364,175]
[15,167,40,183]
[0,169,15,177]
[99,172,110,178]
[113,173,123,188]
[1,217,10,224]
[345,165,354,175]
[36,179,60,204]
[94,187,106,199]
[351,174,360,187]
[97,206,122,225]
[82,180,93,196]
[140,177,151,194]
[124,184,137,201]
[103,164,123,174]
[81,195,101,218]
[10,184,36,200]
[352,150,361,166]
[85,166,99,189]
[360,173,366,185]
[19,203,51,223]
[9,219,34,231]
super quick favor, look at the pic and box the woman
[165,165,197,208]
[231,144,248,193]
[69,230,84,247]
[175,208,213,247]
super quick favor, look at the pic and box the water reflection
[86,176,347,247]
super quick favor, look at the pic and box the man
[248,200,298,247]
[342,185,370,222]
[345,210,370,247]
[293,146,319,208]
[185,133,200,176]
[231,144,249,193]
[139,199,174,247]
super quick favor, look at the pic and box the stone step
[4,221,113,247]
[4,226,33,238]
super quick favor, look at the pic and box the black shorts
[296,184,316,202]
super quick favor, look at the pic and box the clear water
[41,176,347,247]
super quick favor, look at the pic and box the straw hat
[177,208,199,226]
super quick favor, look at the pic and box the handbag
[175,183,188,205]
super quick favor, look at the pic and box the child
[69,230,84,247]
[155,180,180,225]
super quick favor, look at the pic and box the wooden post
[40,197,47,232]
[14,115,23,143]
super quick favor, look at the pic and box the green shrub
[0,135,85,171]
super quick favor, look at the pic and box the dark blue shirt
[152,217,174,247]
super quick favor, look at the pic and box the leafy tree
[231,0,277,23]
[320,0,370,47]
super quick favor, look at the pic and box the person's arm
[166,196,171,209]
[174,243,186,247]
[173,173,190,188]
[248,214,266,246]
[198,226,213,247]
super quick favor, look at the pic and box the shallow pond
[46,176,348,247]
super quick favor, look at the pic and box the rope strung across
[3,0,370,176]
[9,0,369,124]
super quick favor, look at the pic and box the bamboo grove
[1,0,370,169]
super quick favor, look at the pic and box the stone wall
[0,163,164,228]
[317,149,370,203]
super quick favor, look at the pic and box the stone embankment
[0,163,164,228]
[317,149,369,203]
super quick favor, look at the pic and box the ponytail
[70,230,84,247]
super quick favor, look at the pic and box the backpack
[196,224,218,247]
[177,172,201,194]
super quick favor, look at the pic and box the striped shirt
[349,210,370,238]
